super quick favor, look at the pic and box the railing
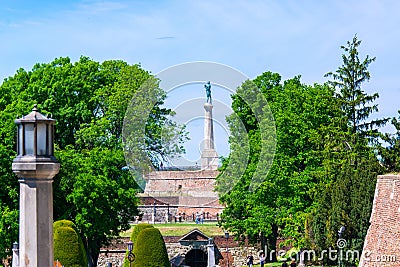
[157,165,202,171]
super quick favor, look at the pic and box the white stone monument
[201,82,219,170]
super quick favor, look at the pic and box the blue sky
[1,0,400,165]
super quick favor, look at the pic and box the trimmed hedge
[53,220,88,267]
[124,223,155,267]
[132,227,170,267]
[130,223,154,244]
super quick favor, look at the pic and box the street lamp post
[12,105,60,267]
[127,240,135,267]
[167,203,170,223]
[224,231,230,267]
[12,242,19,267]
[153,201,156,224]
[338,226,345,267]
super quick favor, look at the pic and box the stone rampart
[139,169,224,223]
[97,236,260,267]
[144,170,219,196]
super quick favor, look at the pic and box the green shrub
[130,223,154,244]
[53,220,88,267]
[123,223,155,267]
[132,228,170,267]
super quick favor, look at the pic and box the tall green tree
[0,57,186,266]
[217,73,337,261]
[308,35,386,265]
[324,34,387,141]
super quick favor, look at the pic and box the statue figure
[205,81,212,103]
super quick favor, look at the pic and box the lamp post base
[13,160,59,267]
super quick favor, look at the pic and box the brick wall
[360,174,400,266]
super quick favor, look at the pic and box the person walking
[246,254,254,267]
[290,258,297,267]
[281,259,288,267]
[259,252,266,267]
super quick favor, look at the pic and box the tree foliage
[217,73,337,261]
[307,36,385,264]
[377,112,400,172]
[217,35,386,266]
[324,34,387,140]
[0,56,185,266]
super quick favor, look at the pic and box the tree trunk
[86,240,101,267]
[88,247,100,267]
[266,224,278,262]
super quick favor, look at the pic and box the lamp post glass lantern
[127,240,133,252]
[127,240,135,266]
[15,104,56,159]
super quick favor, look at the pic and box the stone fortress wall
[138,169,224,222]
[98,236,260,267]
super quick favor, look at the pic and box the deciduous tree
[217,73,336,261]
[0,56,186,266]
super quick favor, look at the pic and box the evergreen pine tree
[325,34,387,142]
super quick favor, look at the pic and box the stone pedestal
[201,103,218,170]
[201,149,219,171]
[12,246,19,267]
[12,159,60,267]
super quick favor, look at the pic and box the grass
[121,222,224,237]
[240,266,329,267]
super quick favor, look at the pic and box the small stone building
[169,229,223,267]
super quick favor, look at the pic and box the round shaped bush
[130,223,154,244]
[124,223,155,267]
[53,220,88,267]
[132,227,170,267]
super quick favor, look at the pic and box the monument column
[201,82,218,170]
[12,105,60,267]
[204,102,215,150]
